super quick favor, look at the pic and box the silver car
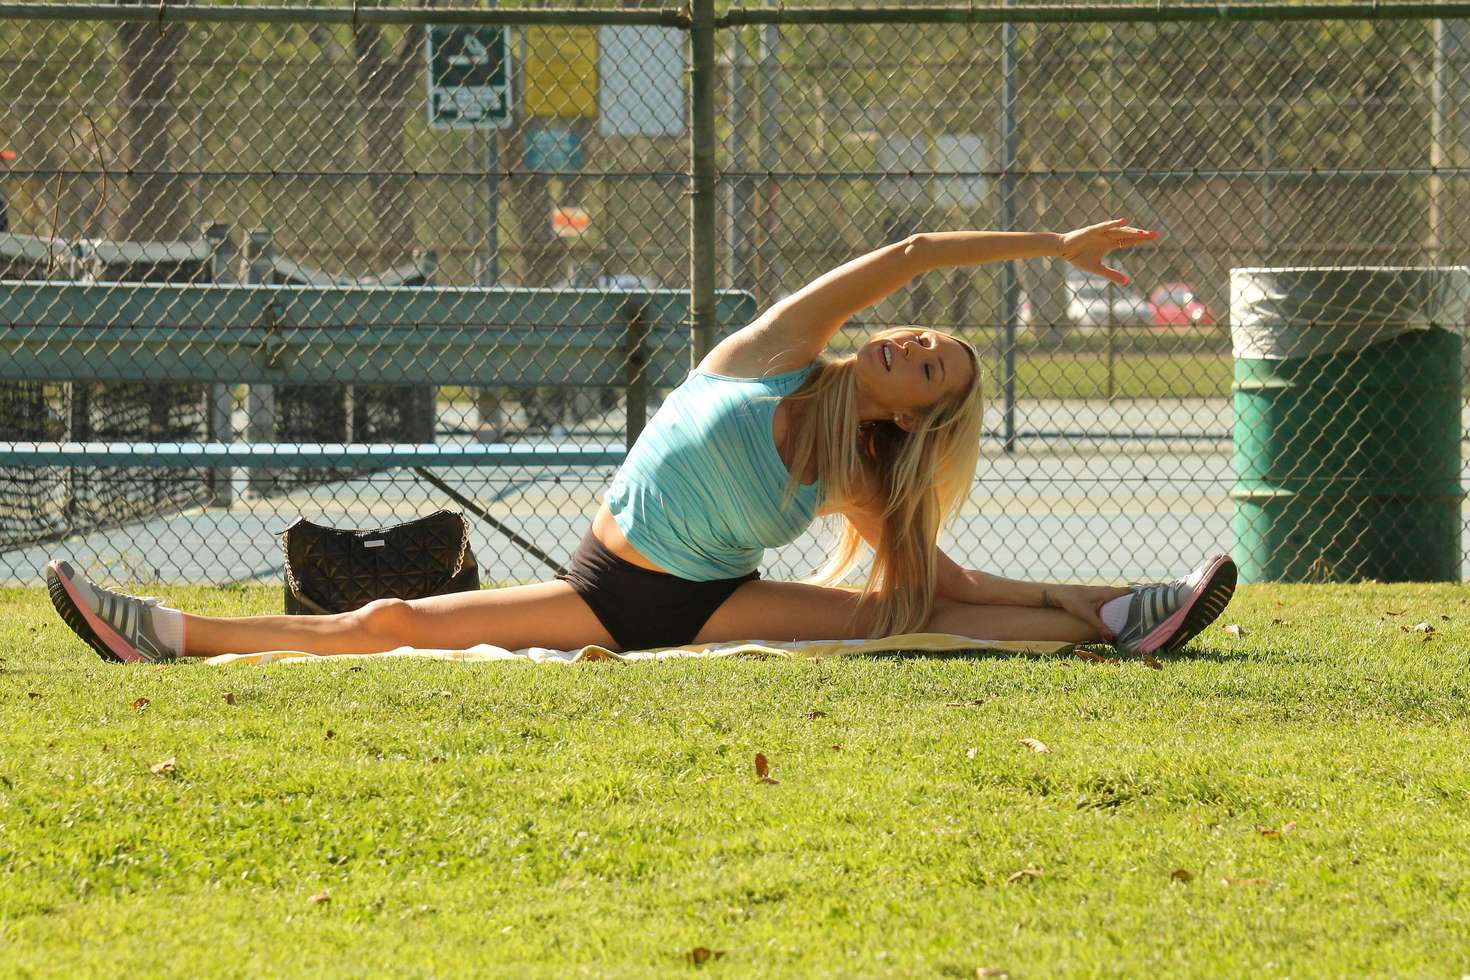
[1065,270,1150,328]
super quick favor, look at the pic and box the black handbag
[281,510,480,615]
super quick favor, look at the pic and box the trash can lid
[1229,266,1470,359]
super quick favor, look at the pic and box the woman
[46,220,1235,663]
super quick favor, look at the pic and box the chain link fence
[2,1,1467,588]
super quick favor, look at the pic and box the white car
[1065,271,1150,328]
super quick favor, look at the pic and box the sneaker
[45,560,180,664]
[1112,553,1236,655]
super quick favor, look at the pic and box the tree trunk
[112,1,187,242]
[352,10,426,269]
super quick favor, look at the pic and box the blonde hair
[777,330,985,637]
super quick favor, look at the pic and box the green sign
[426,26,511,130]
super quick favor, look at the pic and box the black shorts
[557,528,758,652]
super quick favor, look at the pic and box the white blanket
[204,632,1076,666]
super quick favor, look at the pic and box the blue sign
[526,127,584,172]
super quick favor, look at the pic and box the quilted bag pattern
[281,510,480,615]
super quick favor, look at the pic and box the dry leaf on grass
[686,947,725,965]
[27,691,43,700]
[1223,877,1269,887]
[945,698,987,707]
[1223,624,1246,639]
[1074,649,1118,665]
[803,710,827,719]
[222,692,237,705]
[131,697,149,712]
[976,969,1010,978]
[1006,867,1043,883]
[437,690,452,699]
[309,889,330,905]
[754,752,778,784]
[1018,738,1049,754]
[1254,821,1297,838]
[1170,868,1194,882]
[149,757,177,778]
[1142,656,1163,671]
[325,730,336,740]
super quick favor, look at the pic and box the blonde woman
[46,220,1235,663]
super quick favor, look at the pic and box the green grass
[4,582,1469,977]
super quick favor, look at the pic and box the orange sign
[552,206,591,238]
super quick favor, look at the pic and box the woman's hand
[1041,583,1134,643]
[1058,219,1158,286]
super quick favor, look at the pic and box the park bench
[0,280,758,481]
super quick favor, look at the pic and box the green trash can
[1230,267,1466,583]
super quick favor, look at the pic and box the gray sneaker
[1113,553,1236,655]
[46,560,180,664]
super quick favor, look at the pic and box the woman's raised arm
[718,221,1154,372]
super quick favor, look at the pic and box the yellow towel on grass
[205,633,1076,667]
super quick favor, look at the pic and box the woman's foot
[1111,553,1236,655]
[45,560,183,664]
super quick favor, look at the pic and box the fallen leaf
[1170,868,1193,882]
[1440,614,1450,622]
[1006,867,1043,883]
[309,889,330,905]
[132,697,150,712]
[976,969,1010,979]
[1074,648,1118,665]
[831,744,843,751]
[437,690,452,699]
[1270,618,1290,626]
[686,947,724,965]
[966,747,979,760]
[1223,876,1269,887]
[149,757,177,778]
[1362,676,1379,683]
[27,692,43,700]
[803,710,827,719]
[945,698,987,707]
[1256,821,1298,838]
[1223,624,1245,639]
[1383,609,1406,616]
[754,752,778,784]
[1143,656,1163,671]
[325,730,336,740]
[1018,738,1049,754]
[222,692,237,705]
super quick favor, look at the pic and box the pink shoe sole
[46,560,143,664]
[1136,553,1237,654]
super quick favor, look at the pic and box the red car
[1149,282,1214,328]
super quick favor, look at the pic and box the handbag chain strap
[450,514,470,578]
[282,514,471,594]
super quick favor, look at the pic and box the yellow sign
[524,27,597,119]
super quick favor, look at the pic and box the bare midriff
[591,503,670,573]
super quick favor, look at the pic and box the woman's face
[855,328,974,426]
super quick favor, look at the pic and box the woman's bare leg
[696,580,1102,644]
[181,581,617,657]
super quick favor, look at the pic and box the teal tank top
[606,363,824,581]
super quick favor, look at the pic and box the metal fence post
[203,221,235,508]
[999,3,1019,454]
[242,227,276,497]
[689,0,718,370]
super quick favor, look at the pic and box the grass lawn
[3,581,1469,977]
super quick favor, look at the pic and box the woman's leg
[695,580,1101,645]
[182,581,618,657]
